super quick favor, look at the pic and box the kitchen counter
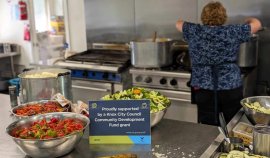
[0,94,219,158]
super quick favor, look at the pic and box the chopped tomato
[11,118,84,139]
[15,102,66,117]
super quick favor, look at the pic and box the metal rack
[0,52,20,78]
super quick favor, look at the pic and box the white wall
[0,0,33,67]
[0,0,87,69]
[65,0,87,52]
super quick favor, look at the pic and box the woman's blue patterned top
[183,22,251,90]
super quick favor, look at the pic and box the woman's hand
[245,17,262,34]
[176,19,184,32]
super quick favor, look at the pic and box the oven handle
[72,85,110,92]
[167,97,191,103]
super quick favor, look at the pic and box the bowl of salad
[11,100,70,119]
[6,112,89,158]
[101,87,171,127]
[240,96,270,125]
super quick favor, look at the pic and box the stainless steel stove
[130,66,198,123]
[56,48,130,73]
[54,44,132,103]
[130,68,190,92]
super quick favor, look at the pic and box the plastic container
[253,125,270,157]
[9,85,18,107]
[232,122,253,146]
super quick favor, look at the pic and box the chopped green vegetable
[47,129,57,137]
[219,150,268,158]
[244,101,270,114]
[101,87,171,113]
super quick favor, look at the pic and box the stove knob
[170,79,178,86]
[135,75,143,82]
[160,78,167,85]
[144,77,152,83]
[82,71,88,78]
[102,72,109,79]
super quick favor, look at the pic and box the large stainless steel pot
[19,68,72,103]
[130,38,174,68]
[237,34,258,67]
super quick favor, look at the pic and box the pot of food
[19,68,72,103]
[130,38,174,68]
[237,34,258,67]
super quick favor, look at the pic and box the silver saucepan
[18,68,72,103]
[130,38,175,68]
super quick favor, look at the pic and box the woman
[176,2,261,125]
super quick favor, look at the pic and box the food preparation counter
[0,94,219,158]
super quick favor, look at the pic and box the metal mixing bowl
[150,107,169,127]
[6,112,89,158]
[240,96,270,125]
[11,100,70,119]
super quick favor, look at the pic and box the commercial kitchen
[1,0,270,158]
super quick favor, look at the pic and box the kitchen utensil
[253,125,270,157]
[218,126,231,143]
[130,38,174,68]
[219,112,230,138]
[222,137,245,153]
[240,96,270,125]
[176,51,191,68]
[5,112,89,158]
[18,68,72,103]
[232,122,253,146]
[9,85,18,108]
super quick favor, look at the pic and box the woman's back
[182,22,252,90]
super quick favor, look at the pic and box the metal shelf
[0,52,20,77]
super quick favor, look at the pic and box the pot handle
[23,68,34,72]
[170,39,188,50]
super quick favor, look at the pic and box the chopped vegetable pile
[101,87,170,113]
[11,118,84,139]
[219,150,268,158]
[15,101,66,116]
[244,101,270,114]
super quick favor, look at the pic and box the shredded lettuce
[101,87,171,113]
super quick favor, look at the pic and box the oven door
[72,79,112,103]
[146,88,198,123]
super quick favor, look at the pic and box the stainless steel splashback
[134,0,197,40]
[84,0,135,43]
[84,0,197,43]
[84,0,270,42]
